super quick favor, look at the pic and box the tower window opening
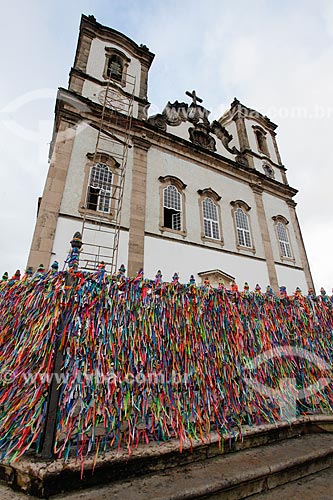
[107,55,123,81]
[255,129,269,156]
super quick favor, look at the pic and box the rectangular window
[276,222,292,258]
[204,219,212,238]
[163,185,182,231]
[172,212,181,231]
[212,221,219,239]
[202,198,220,240]
[235,208,252,248]
[87,163,113,214]
[98,191,111,213]
[279,241,292,258]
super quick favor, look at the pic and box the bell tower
[69,14,154,119]
[27,15,155,272]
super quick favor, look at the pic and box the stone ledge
[0,415,332,498]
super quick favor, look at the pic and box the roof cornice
[80,14,155,67]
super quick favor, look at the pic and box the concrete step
[249,466,333,500]
[52,433,333,500]
[2,417,332,498]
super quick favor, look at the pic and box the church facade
[27,14,314,292]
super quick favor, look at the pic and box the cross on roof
[185,90,203,105]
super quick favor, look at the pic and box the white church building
[27,14,314,292]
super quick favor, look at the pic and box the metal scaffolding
[80,73,136,273]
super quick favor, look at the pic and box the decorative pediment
[197,188,221,202]
[148,90,239,156]
[147,101,188,130]
[211,120,239,155]
[147,113,167,131]
[158,175,187,190]
[230,200,251,211]
[86,152,119,168]
[198,269,235,287]
[164,101,188,125]
[272,215,289,225]
[189,123,216,152]
[187,103,210,126]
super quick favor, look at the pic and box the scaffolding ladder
[80,73,136,273]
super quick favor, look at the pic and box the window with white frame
[163,184,182,230]
[235,207,252,248]
[86,163,113,213]
[276,221,292,258]
[202,197,220,239]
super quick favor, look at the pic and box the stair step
[249,466,333,500]
[54,433,333,500]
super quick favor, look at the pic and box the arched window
[235,207,252,248]
[86,163,113,213]
[163,185,182,230]
[198,188,223,243]
[274,219,292,258]
[159,176,186,233]
[107,54,123,81]
[202,197,220,239]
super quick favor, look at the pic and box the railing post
[39,232,82,459]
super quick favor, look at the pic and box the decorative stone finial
[172,272,179,285]
[25,266,33,277]
[51,261,59,273]
[67,232,82,271]
[37,264,45,274]
[218,279,225,290]
[70,232,82,250]
[12,270,21,280]
[118,264,126,276]
[155,270,163,284]
[134,269,144,281]
[204,277,210,287]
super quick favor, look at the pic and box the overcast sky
[0,0,332,291]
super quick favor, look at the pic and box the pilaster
[27,120,76,271]
[127,136,151,277]
[233,115,255,168]
[69,28,94,95]
[287,200,315,291]
[250,183,279,292]
[138,61,150,120]
[270,130,282,165]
